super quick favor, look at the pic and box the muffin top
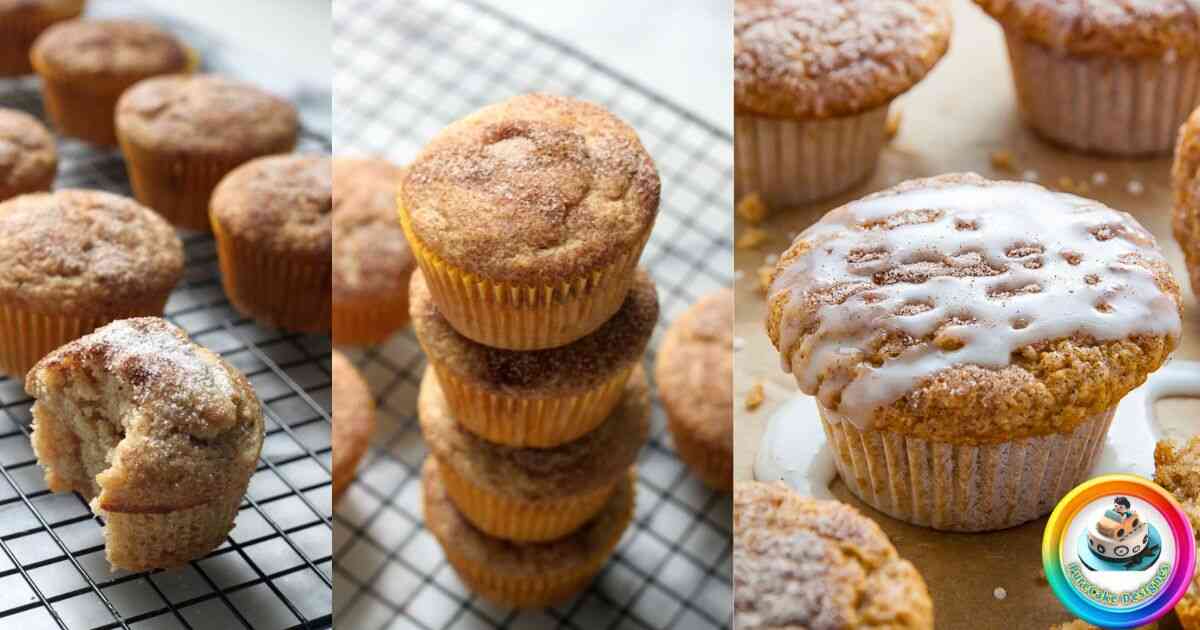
[0,189,183,314]
[31,19,189,79]
[975,0,1200,58]
[419,364,649,501]
[411,268,658,395]
[0,108,56,197]
[735,0,953,118]
[1173,107,1200,268]
[734,481,933,630]
[423,458,634,576]
[331,350,375,499]
[26,317,264,513]
[401,93,660,285]
[211,154,332,258]
[116,74,299,155]
[655,288,733,457]
[767,173,1181,444]
[332,158,412,301]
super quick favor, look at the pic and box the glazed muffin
[211,154,331,333]
[412,268,657,447]
[734,0,952,207]
[0,0,84,77]
[31,19,191,146]
[400,92,660,351]
[418,365,649,542]
[332,350,375,504]
[424,458,633,608]
[1174,107,1200,297]
[767,173,1182,531]
[0,108,56,202]
[1154,437,1200,630]
[27,317,265,571]
[657,287,733,492]
[734,481,933,629]
[117,74,299,231]
[0,190,183,378]
[976,1,1200,156]
[332,158,414,345]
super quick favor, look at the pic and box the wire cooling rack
[332,1,734,629]
[0,19,334,630]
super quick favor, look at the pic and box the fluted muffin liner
[212,220,331,334]
[819,404,1116,532]
[97,488,244,571]
[735,106,888,208]
[667,413,732,492]
[1004,33,1200,157]
[400,202,647,351]
[332,294,410,346]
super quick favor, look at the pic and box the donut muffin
[1154,437,1200,630]
[332,158,414,345]
[418,365,649,542]
[400,92,660,351]
[117,74,299,231]
[767,173,1182,531]
[211,154,331,333]
[423,458,634,608]
[31,19,192,146]
[1174,107,1200,297]
[976,0,1200,156]
[735,481,933,629]
[0,108,56,202]
[27,317,265,571]
[412,268,657,447]
[0,0,84,77]
[0,190,183,378]
[735,0,952,207]
[332,350,375,504]
[657,287,733,492]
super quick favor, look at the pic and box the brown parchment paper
[732,1,1200,628]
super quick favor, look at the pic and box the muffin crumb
[737,227,769,249]
[744,382,765,411]
[989,149,1015,172]
[737,192,769,224]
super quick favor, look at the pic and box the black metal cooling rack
[0,19,334,630]
[332,1,734,629]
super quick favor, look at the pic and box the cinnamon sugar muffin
[1154,437,1200,629]
[211,154,331,333]
[400,92,660,351]
[411,268,657,448]
[332,158,414,345]
[423,458,634,608]
[332,350,375,504]
[1174,107,1200,297]
[0,189,183,378]
[0,108,56,202]
[767,173,1182,531]
[735,0,952,207]
[735,481,933,629]
[31,19,191,146]
[0,0,84,76]
[975,0,1200,156]
[27,317,265,571]
[116,74,299,230]
[418,365,649,543]
[657,287,733,491]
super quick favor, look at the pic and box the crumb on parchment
[745,382,765,411]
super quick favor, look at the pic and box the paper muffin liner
[0,4,83,77]
[97,487,244,571]
[666,413,732,492]
[399,202,647,351]
[1004,33,1200,157]
[735,107,888,208]
[37,76,128,147]
[212,221,331,333]
[819,404,1115,532]
[332,294,410,347]
[436,452,618,542]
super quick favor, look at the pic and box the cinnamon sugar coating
[734,481,933,629]
[0,189,183,314]
[332,350,375,503]
[31,19,188,79]
[735,0,952,118]
[975,0,1200,58]
[1174,107,1200,296]
[418,365,649,501]
[332,158,413,301]
[401,93,660,285]
[211,154,332,258]
[0,108,56,200]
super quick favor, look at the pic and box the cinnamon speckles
[31,19,188,78]
[211,154,332,258]
[332,158,414,300]
[974,0,1200,57]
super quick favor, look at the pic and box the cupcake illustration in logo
[1081,496,1161,571]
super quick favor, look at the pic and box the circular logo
[1044,474,1195,628]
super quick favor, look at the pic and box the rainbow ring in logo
[1043,474,1195,628]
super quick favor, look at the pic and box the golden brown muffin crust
[331,350,374,501]
[332,158,413,301]
[116,74,299,156]
[656,288,733,457]
[1154,436,1200,630]
[735,481,933,630]
[411,268,658,395]
[402,93,660,285]
[0,107,56,198]
[735,0,953,119]
[0,189,183,314]
[419,365,649,501]
[211,154,332,258]
[975,0,1200,58]
[31,19,188,79]
[1174,107,1200,296]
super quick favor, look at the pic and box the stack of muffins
[399,93,662,607]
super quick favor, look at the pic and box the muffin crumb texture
[974,0,1200,57]
[1173,107,1200,296]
